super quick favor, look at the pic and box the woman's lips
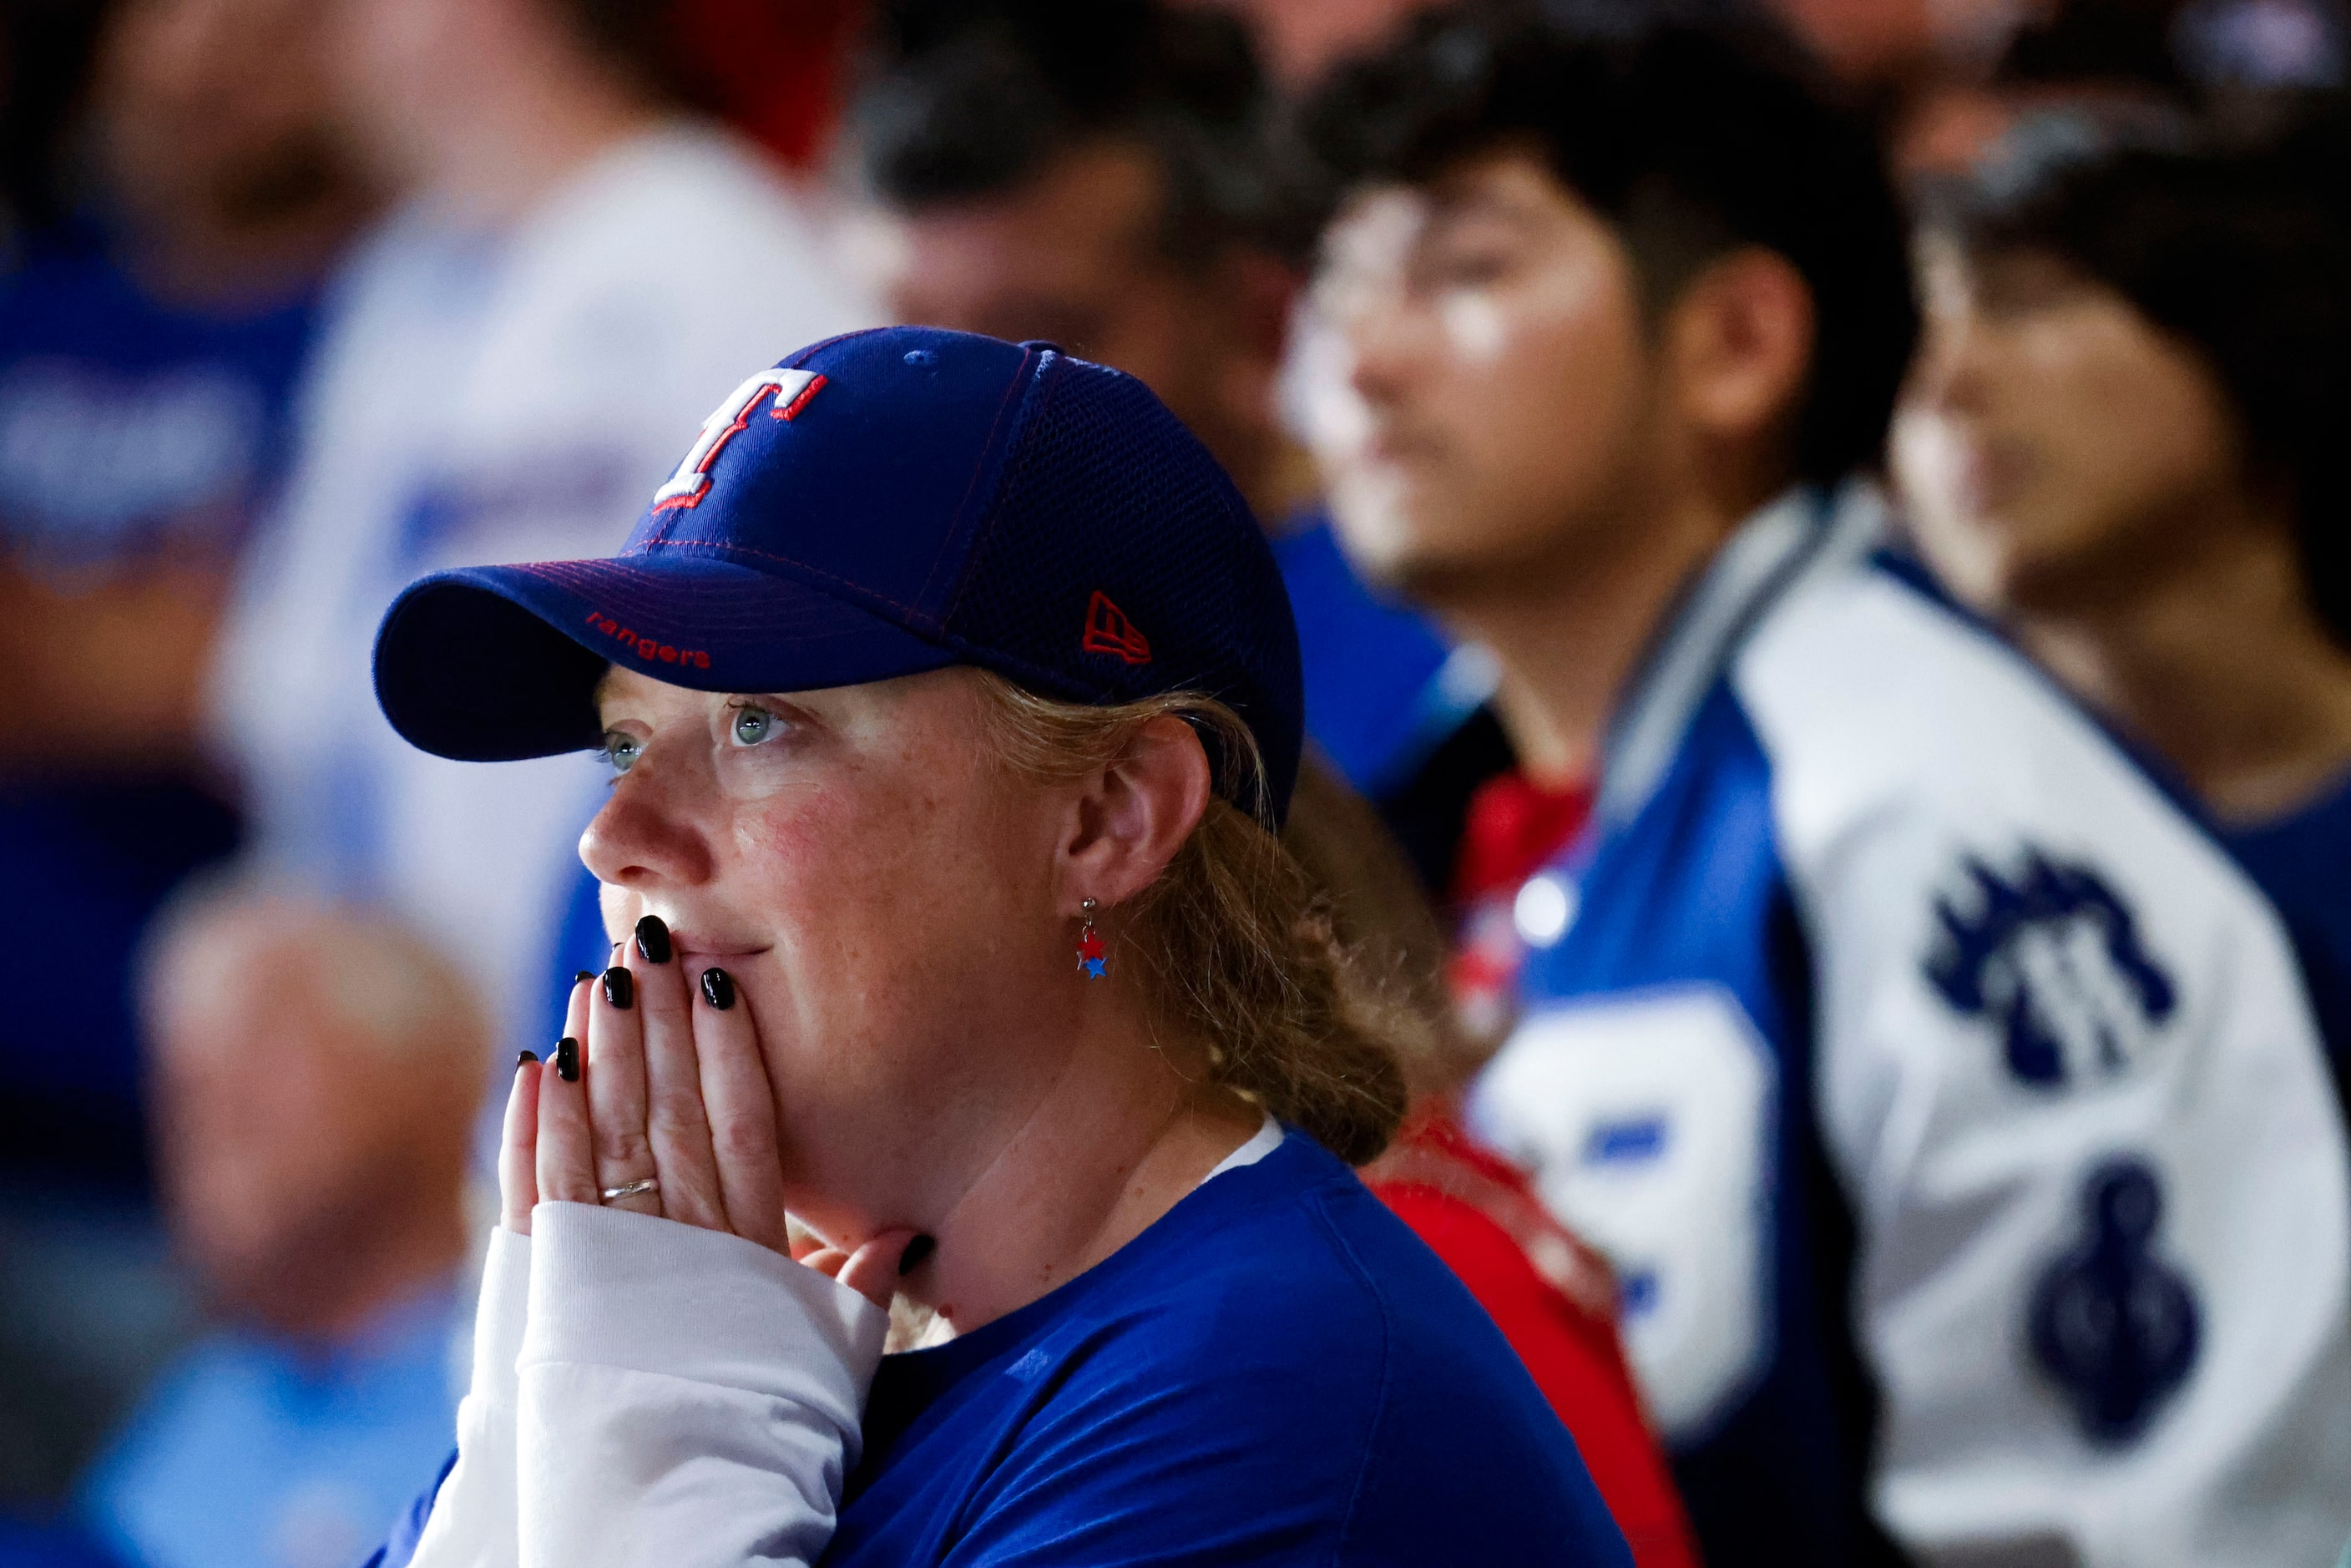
[667,935,772,960]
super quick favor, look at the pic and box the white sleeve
[409,1227,532,1568]
[514,1201,889,1568]
[1743,573,2351,1567]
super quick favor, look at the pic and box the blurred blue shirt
[0,219,311,574]
[1270,510,1466,798]
[76,1287,462,1568]
[0,220,310,1183]
[2226,769,2351,1101]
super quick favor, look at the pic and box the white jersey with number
[1469,485,2351,1566]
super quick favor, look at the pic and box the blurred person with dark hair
[1898,108,2351,1105]
[847,0,1512,898]
[197,0,874,1105]
[72,893,490,1568]
[1302,4,2351,1562]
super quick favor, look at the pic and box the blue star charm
[1083,957,1107,979]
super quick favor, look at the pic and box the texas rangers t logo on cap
[653,367,826,511]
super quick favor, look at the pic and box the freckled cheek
[726,795,859,935]
[720,789,937,979]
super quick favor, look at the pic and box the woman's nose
[579,766,715,893]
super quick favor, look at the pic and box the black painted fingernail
[634,914,671,964]
[573,969,596,988]
[601,966,634,1009]
[554,1038,579,1082]
[518,1050,538,1068]
[897,1233,936,1277]
[700,966,735,1010]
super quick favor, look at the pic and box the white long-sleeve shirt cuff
[515,1201,889,1568]
[409,1225,533,1568]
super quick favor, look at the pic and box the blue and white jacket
[1469,488,2351,1567]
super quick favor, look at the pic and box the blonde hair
[975,671,1408,1165]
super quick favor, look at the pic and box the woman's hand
[495,915,911,1307]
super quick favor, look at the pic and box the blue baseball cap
[372,326,1305,821]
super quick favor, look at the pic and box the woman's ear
[1060,716,1215,912]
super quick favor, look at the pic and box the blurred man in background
[847,0,1510,898]
[1898,105,2351,1101]
[0,0,371,1515]
[76,893,488,1568]
[198,0,875,1124]
[1304,3,2351,1561]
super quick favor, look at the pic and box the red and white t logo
[652,367,826,511]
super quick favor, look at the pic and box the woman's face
[581,665,1084,1239]
[1895,239,2250,615]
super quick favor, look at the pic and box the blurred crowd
[3,0,2349,1564]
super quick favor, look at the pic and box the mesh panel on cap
[941,352,1302,816]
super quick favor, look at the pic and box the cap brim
[373,552,959,761]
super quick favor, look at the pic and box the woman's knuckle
[649,1101,710,1143]
[712,1117,774,1164]
[546,1176,598,1205]
[596,1127,651,1168]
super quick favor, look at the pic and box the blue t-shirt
[2225,771,2351,1105]
[0,220,312,571]
[370,1133,1628,1567]
[78,1289,462,1568]
[826,1131,1626,1565]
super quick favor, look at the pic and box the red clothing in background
[678,0,866,168]
[1449,769,1595,1044]
[1451,768,1598,906]
[1366,1107,1700,1567]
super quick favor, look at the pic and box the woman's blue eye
[600,733,643,775]
[731,706,778,746]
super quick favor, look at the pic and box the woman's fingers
[561,968,594,1075]
[629,918,730,1231]
[525,972,595,1216]
[499,1054,543,1234]
[799,1231,920,1309]
[691,963,788,1252]
[836,1229,923,1311]
[536,1029,599,1206]
[585,939,661,1216]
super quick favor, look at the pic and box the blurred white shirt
[210,123,877,1056]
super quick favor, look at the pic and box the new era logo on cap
[1083,591,1152,665]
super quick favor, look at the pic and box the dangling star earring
[1078,898,1107,979]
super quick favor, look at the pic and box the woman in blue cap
[366,326,1626,1566]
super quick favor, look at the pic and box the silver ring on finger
[600,1176,660,1204]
